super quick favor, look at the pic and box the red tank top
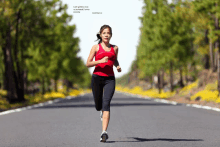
[93,44,116,77]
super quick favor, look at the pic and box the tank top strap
[97,43,102,53]
[110,44,115,54]
[99,43,104,52]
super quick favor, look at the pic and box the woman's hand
[116,66,121,72]
[100,56,108,63]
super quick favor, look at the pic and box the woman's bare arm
[86,45,101,67]
[114,46,120,67]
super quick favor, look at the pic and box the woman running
[86,24,122,142]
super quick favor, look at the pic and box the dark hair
[95,25,112,44]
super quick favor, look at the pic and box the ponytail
[95,32,102,44]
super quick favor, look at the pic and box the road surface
[0,91,220,147]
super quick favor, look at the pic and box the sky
[61,0,172,78]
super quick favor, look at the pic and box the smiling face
[100,27,112,43]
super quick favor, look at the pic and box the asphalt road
[0,91,220,147]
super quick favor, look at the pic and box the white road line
[116,91,220,112]
[212,107,220,111]
[0,93,88,116]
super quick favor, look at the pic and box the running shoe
[100,131,108,142]
[100,111,103,121]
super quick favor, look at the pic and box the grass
[116,79,220,104]
[116,85,176,99]
[0,88,91,112]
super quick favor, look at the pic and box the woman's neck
[101,42,110,48]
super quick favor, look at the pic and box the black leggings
[91,74,115,111]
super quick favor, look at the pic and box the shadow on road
[31,102,180,110]
[105,137,204,143]
[30,94,182,110]
[31,103,178,110]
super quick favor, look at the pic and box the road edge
[115,91,220,112]
[0,92,90,116]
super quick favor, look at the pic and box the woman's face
[100,28,111,43]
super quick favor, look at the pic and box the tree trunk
[54,79,58,92]
[136,69,139,86]
[204,29,210,69]
[170,61,174,92]
[204,54,210,69]
[185,64,188,86]
[5,20,18,103]
[0,68,3,89]
[64,78,73,92]
[214,50,218,72]
[67,80,73,92]
[160,68,164,89]
[14,8,25,102]
[67,80,73,89]
[1,0,7,91]
[46,76,51,92]
[157,71,161,94]
[215,2,220,94]
[31,82,35,96]
[209,38,214,72]
[3,45,7,90]
[179,67,184,88]
[42,77,45,95]
[23,69,28,94]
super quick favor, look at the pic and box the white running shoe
[100,131,108,142]
[100,111,103,121]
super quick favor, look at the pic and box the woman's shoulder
[92,44,99,52]
[111,44,118,48]
[111,44,118,50]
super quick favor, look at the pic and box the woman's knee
[95,106,102,111]
[102,104,110,111]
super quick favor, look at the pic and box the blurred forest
[0,0,91,104]
[116,0,220,105]
[2,0,220,107]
